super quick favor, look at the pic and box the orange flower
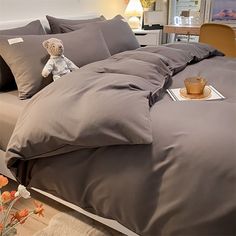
[10,191,16,200]
[0,175,8,188]
[11,209,29,224]
[34,201,45,217]
[1,191,11,203]
[0,223,3,232]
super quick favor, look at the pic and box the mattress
[0,90,27,151]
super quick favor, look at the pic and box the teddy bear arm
[42,59,54,77]
[64,57,79,71]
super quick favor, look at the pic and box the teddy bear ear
[42,40,49,49]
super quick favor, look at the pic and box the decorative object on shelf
[0,175,45,236]
[140,0,156,10]
[140,0,161,30]
[174,10,201,26]
[124,0,143,29]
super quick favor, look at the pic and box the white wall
[0,0,127,21]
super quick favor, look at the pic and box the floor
[3,180,70,235]
[3,180,122,236]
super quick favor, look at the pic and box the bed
[0,16,236,236]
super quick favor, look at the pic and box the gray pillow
[60,15,140,55]
[0,20,45,35]
[137,46,194,74]
[46,15,106,34]
[165,42,225,62]
[0,28,111,99]
[0,20,46,90]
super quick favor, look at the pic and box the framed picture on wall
[211,0,236,24]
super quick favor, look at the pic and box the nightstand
[133,29,162,46]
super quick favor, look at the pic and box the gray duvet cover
[6,43,236,236]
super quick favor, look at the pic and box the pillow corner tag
[8,37,24,45]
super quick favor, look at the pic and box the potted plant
[0,175,44,236]
[140,0,156,11]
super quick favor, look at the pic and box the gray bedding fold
[6,47,173,164]
[0,90,27,151]
[5,43,236,236]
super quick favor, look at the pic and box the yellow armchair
[199,23,236,57]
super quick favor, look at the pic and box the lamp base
[128,16,141,29]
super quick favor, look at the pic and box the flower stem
[2,212,34,236]
[2,197,20,234]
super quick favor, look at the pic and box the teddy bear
[42,38,79,81]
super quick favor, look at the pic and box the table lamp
[125,0,143,29]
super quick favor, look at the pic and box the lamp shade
[125,0,143,17]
